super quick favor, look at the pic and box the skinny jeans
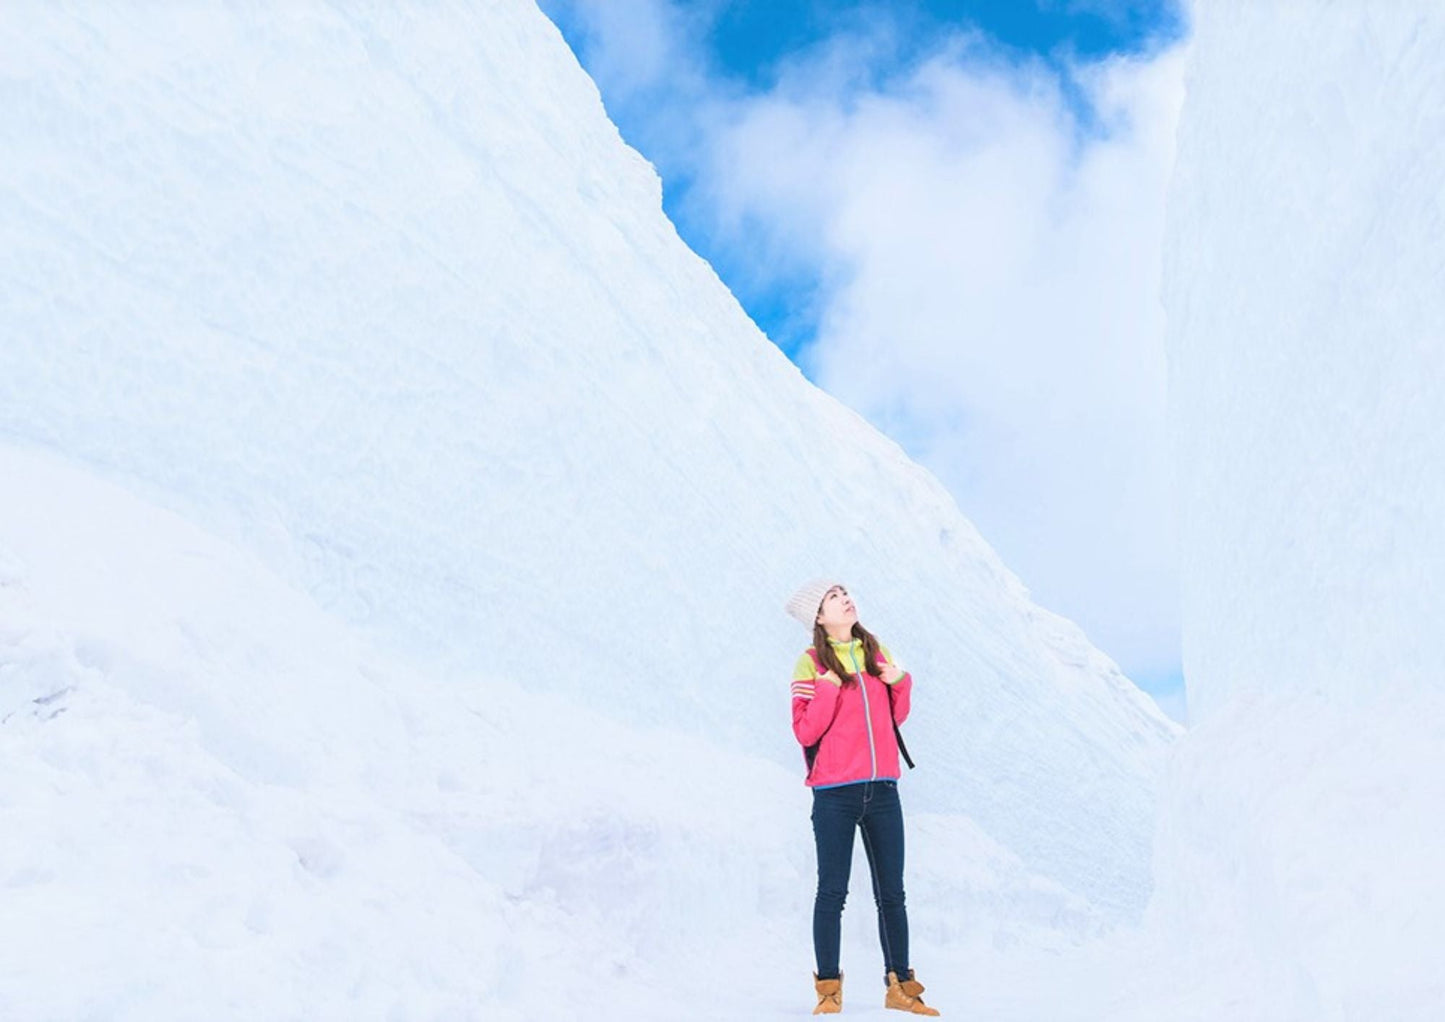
[811,779,909,981]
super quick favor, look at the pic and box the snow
[1146,1,1445,1017]
[0,0,1172,921]
[1,0,1173,1017]
[0,440,1108,1020]
[1165,2,1445,724]
[10,0,1437,1015]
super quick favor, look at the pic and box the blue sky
[546,0,1185,348]
[707,1,1184,84]
[542,0,1190,721]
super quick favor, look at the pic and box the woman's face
[815,586,858,631]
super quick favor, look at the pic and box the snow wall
[1154,2,1445,1017]
[0,2,1175,1014]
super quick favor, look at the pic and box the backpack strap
[894,721,915,770]
[878,647,917,771]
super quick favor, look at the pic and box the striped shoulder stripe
[791,681,816,700]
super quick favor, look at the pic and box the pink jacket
[791,637,912,788]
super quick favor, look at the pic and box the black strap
[894,721,915,770]
[877,654,916,770]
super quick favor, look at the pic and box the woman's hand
[819,669,843,688]
[880,662,905,685]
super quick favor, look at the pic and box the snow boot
[885,970,941,1015]
[813,973,842,1014]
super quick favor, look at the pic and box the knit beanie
[784,578,843,629]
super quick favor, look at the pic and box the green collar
[825,635,865,669]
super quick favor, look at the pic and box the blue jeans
[811,780,910,981]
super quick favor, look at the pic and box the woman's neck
[824,626,855,645]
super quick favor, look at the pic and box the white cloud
[757,48,1188,682]
[544,1,1188,684]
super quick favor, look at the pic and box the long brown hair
[811,620,883,688]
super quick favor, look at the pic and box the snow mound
[0,441,1104,1019]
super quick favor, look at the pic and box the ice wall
[1166,0,1445,721]
[1155,2,1445,1016]
[0,0,1172,919]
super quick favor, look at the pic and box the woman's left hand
[880,661,905,685]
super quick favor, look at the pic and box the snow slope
[0,0,1174,928]
[1148,2,1445,1017]
[0,441,1098,1020]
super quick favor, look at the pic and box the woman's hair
[811,620,883,687]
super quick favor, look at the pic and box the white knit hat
[784,578,844,628]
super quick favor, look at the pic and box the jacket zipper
[845,644,878,781]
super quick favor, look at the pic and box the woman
[786,579,941,1016]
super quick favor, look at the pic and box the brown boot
[885,970,941,1015]
[813,973,842,1014]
